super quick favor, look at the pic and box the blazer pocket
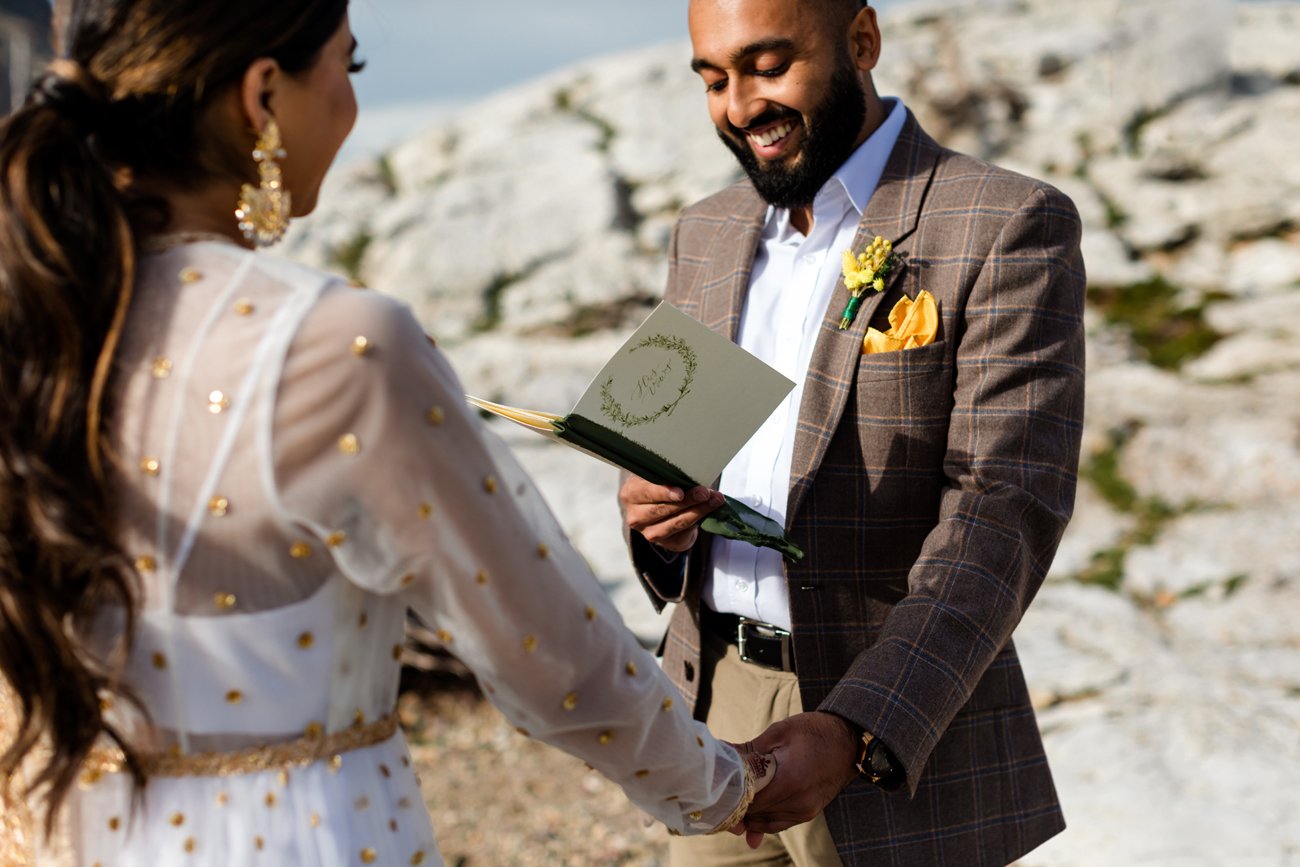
[855,338,948,384]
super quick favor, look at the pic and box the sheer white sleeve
[269,285,750,834]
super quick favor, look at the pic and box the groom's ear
[847,5,882,74]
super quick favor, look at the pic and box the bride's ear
[237,57,281,135]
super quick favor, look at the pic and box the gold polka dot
[289,541,312,559]
[140,457,160,476]
[392,643,404,660]
[216,791,229,807]
[151,356,173,379]
[585,606,596,621]
[599,731,614,745]
[179,267,203,284]
[304,722,323,739]
[108,816,120,831]
[417,502,434,520]
[254,836,264,851]
[264,791,276,808]
[626,662,637,676]
[170,812,185,827]
[358,611,368,629]
[389,819,398,832]
[476,569,489,585]
[234,299,255,316]
[330,755,343,772]
[353,708,365,726]
[661,698,673,712]
[401,756,411,767]
[310,812,322,827]
[426,406,445,426]
[151,652,167,670]
[338,433,361,455]
[351,336,371,356]
[400,572,416,587]
[665,795,679,802]
[208,495,230,517]
[326,531,346,548]
[515,727,531,738]
[183,836,196,853]
[380,763,391,778]
[537,542,549,558]
[207,390,229,413]
[696,736,705,748]
[354,795,370,811]
[277,769,289,787]
[135,555,156,573]
[563,692,578,711]
[79,768,103,789]
[361,848,377,864]
[635,769,650,778]
[397,797,412,809]
[99,695,114,712]
[522,634,538,653]
[411,851,426,865]
[214,592,237,611]
[226,690,243,704]
[690,810,703,821]
[483,475,498,494]
[293,631,314,650]
[436,629,452,644]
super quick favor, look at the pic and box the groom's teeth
[750,122,794,148]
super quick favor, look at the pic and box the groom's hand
[741,711,861,834]
[620,475,724,552]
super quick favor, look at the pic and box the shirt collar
[762,96,907,230]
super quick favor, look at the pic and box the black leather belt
[701,607,796,673]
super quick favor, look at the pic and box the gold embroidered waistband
[82,713,400,781]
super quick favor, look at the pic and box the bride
[0,1,772,864]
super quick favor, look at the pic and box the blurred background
[4,0,1299,865]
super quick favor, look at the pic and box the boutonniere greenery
[839,235,901,330]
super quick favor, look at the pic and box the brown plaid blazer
[630,111,1085,866]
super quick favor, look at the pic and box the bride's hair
[0,0,349,831]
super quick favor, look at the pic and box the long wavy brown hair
[0,0,350,831]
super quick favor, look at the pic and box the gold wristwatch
[854,730,902,789]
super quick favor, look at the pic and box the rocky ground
[290,0,1300,863]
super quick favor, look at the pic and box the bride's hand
[727,742,777,849]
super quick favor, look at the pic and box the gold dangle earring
[235,119,292,247]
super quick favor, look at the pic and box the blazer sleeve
[624,219,693,610]
[818,184,1087,795]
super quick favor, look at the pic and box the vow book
[467,302,803,561]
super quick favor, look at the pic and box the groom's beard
[718,60,868,210]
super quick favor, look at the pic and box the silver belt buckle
[736,616,793,671]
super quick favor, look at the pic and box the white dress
[46,241,748,866]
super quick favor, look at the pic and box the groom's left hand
[741,711,860,834]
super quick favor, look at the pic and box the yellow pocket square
[862,290,938,354]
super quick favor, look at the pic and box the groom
[620,0,1085,865]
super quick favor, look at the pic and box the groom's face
[689,0,877,209]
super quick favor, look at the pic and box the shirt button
[801,255,817,267]
[734,580,746,591]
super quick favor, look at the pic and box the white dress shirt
[703,97,907,630]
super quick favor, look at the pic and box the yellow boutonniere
[838,236,901,330]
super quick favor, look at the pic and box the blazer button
[684,661,695,682]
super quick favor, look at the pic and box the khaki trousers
[669,635,845,867]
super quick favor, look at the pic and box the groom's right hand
[620,475,725,553]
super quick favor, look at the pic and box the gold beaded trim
[83,712,399,780]
[705,750,761,835]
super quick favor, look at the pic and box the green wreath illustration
[599,334,698,428]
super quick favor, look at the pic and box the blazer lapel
[695,189,768,342]
[786,113,943,525]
